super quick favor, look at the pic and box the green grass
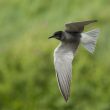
[0,0,110,110]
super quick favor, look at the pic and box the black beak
[48,36,54,39]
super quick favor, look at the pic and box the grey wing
[65,20,97,32]
[54,52,74,102]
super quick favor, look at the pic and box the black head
[48,31,63,40]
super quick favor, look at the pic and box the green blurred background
[0,0,110,110]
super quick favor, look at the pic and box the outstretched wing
[54,52,73,101]
[54,43,77,101]
[65,20,97,33]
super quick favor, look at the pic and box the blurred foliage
[0,0,110,110]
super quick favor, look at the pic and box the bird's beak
[48,36,54,39]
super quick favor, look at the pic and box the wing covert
[65,20,97,32]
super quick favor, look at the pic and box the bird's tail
[80,29,100,53]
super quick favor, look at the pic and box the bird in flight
[48,20,100,102]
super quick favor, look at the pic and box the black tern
[49,20,100,102]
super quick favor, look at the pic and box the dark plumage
[49,20,100,102]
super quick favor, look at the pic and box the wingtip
[63,94,69,102]
[87,20,98,23]
[64,97,68,102]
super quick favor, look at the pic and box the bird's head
[48,31,64,41]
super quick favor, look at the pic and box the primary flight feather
[49,20,100,102]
